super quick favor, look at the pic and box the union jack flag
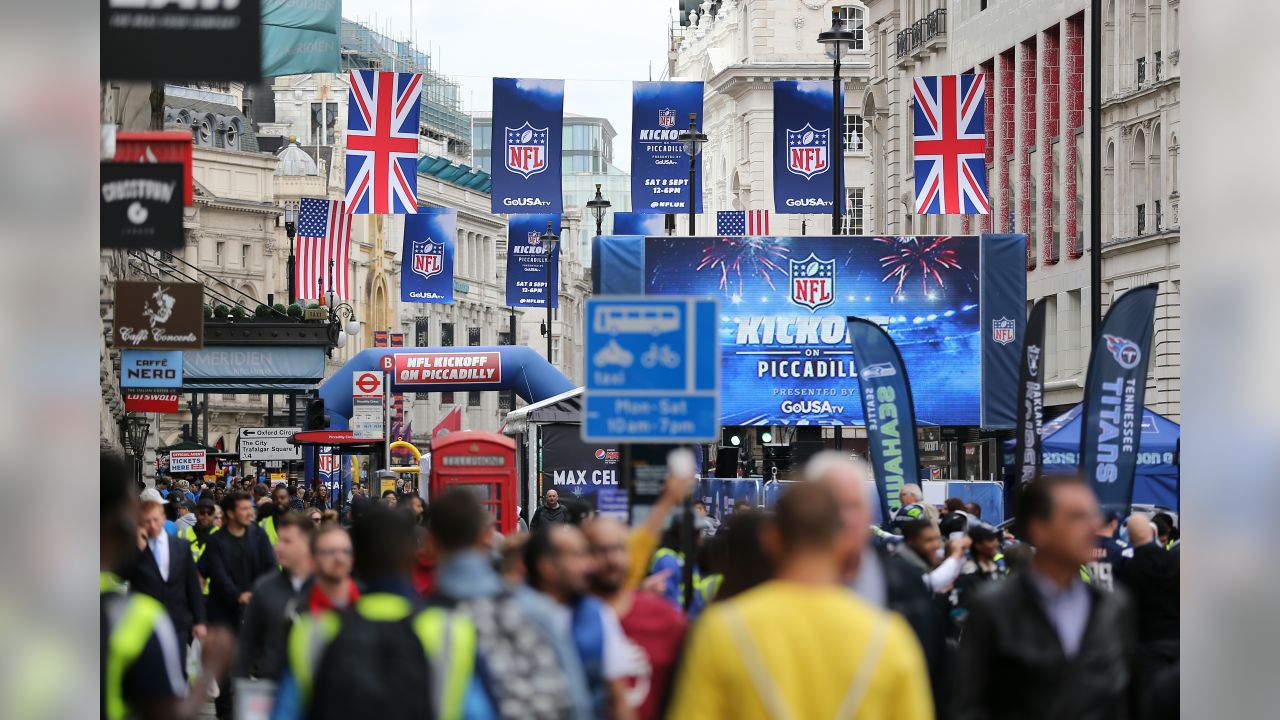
[912,74,989,215]
[345,70,423,215]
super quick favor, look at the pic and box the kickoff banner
[506,214,561,308]
[401,208,457,304]
[773,80,841,214]
[491,78,564,214]
[847,316,922,526]
[631,81,704,214]
[1080,284,1158,514]
[1012,298,1048,494]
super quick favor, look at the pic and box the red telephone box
[430,431,517,534]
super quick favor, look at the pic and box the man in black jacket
[952,475,1137,720]
[1116,514,1178,712]
[234,510,314,681]
[200,490,276,719]
[529,488,568,529]
[126,497,207,672]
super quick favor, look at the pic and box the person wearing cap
[178,498,220,594]
[1089,509,1129,591]
[140,488,180,536]
[950,523,1008,625]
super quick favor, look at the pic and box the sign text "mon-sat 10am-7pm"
[381,352,502,389]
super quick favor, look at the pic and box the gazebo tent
[1004,403,1180,511]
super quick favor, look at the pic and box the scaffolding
[339,19,472,156]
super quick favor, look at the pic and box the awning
[503,387,583,436]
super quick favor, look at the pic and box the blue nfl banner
[1079,284,1158,514]
[846,316,923,526]
[505,214,560,308]
[631,81,703,213]
[773,80,840,215]
[401,208,457,304]
[612,212,667,236]
[490,78,564,214]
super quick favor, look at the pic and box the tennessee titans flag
[846,317,922,527]
[773,80,840,214]
[1080,284,1158,514]
[631,81,704,213]
[912,74,989,215]
[491,78,564,214]
[401,207,457,304]
[505,214,560,308]
[345,70,423,214]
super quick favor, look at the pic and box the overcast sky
[341,0,679,167]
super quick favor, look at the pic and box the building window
[1153,200,1162,231]
[441,323,454,347]
[414,317,429,347]
[498,330,513,346]
[1050,139,1062,262]
[1154,51,1162,80]
[843,114,864,152]
[1136,57,1146,87]
[240,244,249,268]
[441,391,455,405]
[310,102,338,145]
[468,327,481,346]
[844,188,865,235]
[215,241,224,266]
[838,6,865,51]
[497,392,513,411]
[1136,203,1147,234]
[980,0,988,10]
[468,391,481,407]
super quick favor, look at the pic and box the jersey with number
[1088,535,1128,591]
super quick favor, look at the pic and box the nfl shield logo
[992,317,1016,345]
[412,240,444,280]
[527,231,541,247]
[789,253,835,312]
[658,108,676,129]
[505,122,549,178]
[786,123,830,179]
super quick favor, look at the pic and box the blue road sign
[584,296,720,442]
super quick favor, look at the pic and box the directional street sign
[583,296,720,442]
[238,427,303,461]
[352,371,386,440]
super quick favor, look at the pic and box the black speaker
[715,447,739,478]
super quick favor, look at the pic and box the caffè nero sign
[113,281,204,350]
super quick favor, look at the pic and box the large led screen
[643,236,982,426]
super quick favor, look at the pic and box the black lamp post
[677,113,708,236]
[283,204,298,304]
[321,259,361,355]
[586,183,611,236]
[818,8,855,235]
[123,414,150,487]
[539,221,560,365]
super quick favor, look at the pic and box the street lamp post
[818,8,855,235]
[123,414,150,487]
[586,183,611,237]
[540,221,560,365]
[677,113,708,236]
[283,204,298,304]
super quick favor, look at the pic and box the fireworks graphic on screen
[876,236,963,296]
[697,237,791,294]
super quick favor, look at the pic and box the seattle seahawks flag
[490,78,564,214]
[1012,298,1048,493]
[1079,284,1158,514]
[773,80,841,214]
[505,213,560,308]
[631,81,703,213]
[846,316,921,527]
[401,207,456,304]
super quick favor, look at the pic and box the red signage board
[382,352,502,388]
[114,132,194,206]
[124,392,180,413]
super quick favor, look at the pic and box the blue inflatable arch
[318,346,575,427]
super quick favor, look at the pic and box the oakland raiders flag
[1011,298,1048,499]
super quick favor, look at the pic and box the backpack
[438,590,573,720]
[309,610,435,720]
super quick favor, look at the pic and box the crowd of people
[101,449,1179,719]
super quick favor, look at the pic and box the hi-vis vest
[259,516,278,545]
[176,525,216,594]
[288,593,478,720]
[101,572,170,720]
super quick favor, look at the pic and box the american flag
[345,69,423,215]
[717,210,770,235]
[295,197,352,299]
[912,74,989,215]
